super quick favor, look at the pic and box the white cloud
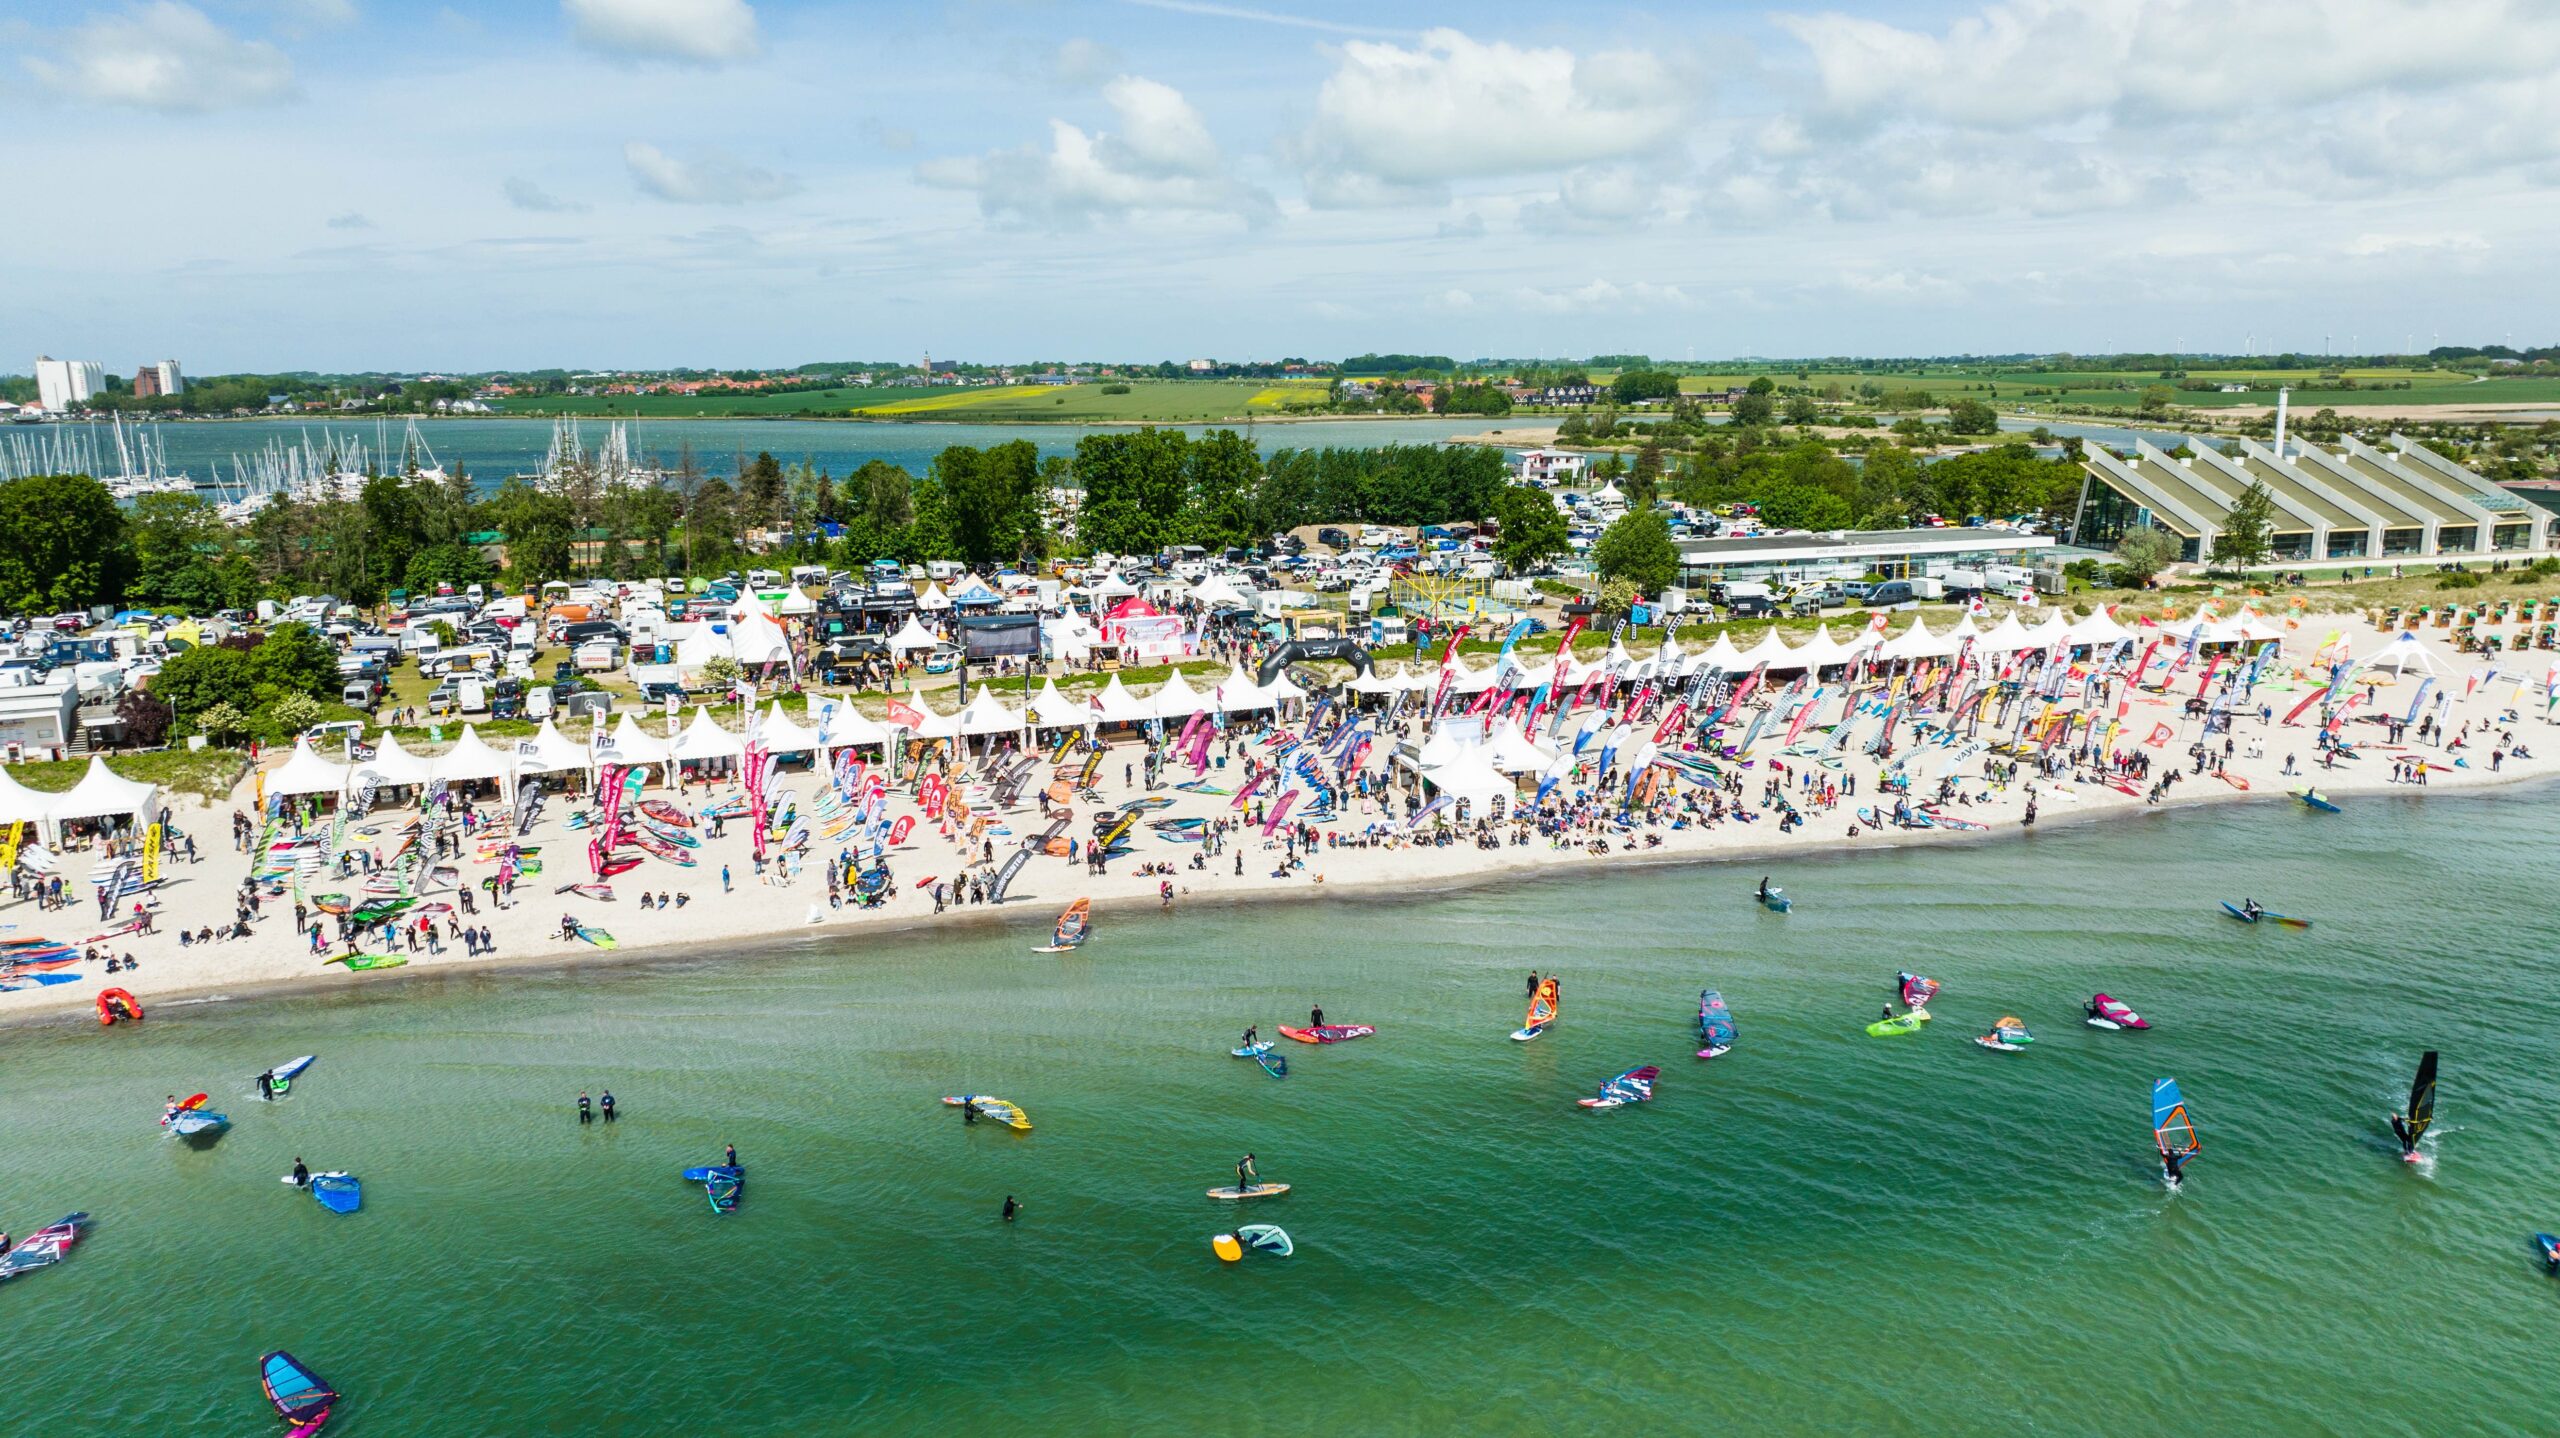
[326,210,374,229]
[1510,279,1694,315]
[24,2,295,112]
[503,176,589,213]
[1052,38,1122,88]
[1521,165,1666,232]
[1298,28,1695,205]
[919,75,1270,226]
[624,142,799,205]
[564,0,759,67]
[2340,232,2489,258]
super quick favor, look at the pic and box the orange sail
[1519,977,1559,1035]
[1053,898,1090,949]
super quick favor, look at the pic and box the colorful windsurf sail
[2152,1076,2201,1173]
[0,1213,86,1282]
[1520,977,1559,1036]
[1697,990,1736,1056]
[1580,1065,1660,1108]
[1897,972,1940,1009]
[1052,898,1090,949]
[259,1350,338,1431]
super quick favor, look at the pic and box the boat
[309,1173,361,1214]
[2294,788,2342,813]
[1278,1024,1374,1044]
[1236,1223,1293,1256]
[1033,898,1090,953]
[268,1056,317,1096]
[1578,1064,1660,1109]
[96,988,143,1025]
[1864,1011,1931,1037]
[2392,1050,2438,1163]
[2153,1076,2202,1187]
[2087,994,2149,1030]
[1512,976,1560,1041]
[0,1213,87,1284]
[1897,972,1940,1009]
[258,1350,339,1437]
[2219,901,2312,929]
[1754,883,1792,913]
[1973,1016,2034,1052]
[1695,990,1735,1059]
[941,1095,1033,1131]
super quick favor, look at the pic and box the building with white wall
[34,357,105,412]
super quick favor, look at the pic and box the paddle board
[1031,945,1083,954]
[1207,1183,1289,1200]
[1509,1024,1550,1042]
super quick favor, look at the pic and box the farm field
[495,385,943,417]
[497,379,1331,423]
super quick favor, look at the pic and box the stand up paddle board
[1207,1183,1289,1200]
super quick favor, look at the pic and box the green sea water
[6,788,2557,1435]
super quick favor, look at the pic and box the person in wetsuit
[256,1069,274,1101]
[2241,898,2263,921]
[1235,1153,1257,1195]
[577,1091,591,1124]
[291,1157,310,1187]
[1002,1195,1020,1223]
[599,1090,616,1123]
[1241,1024,1259,1050]
[1309,1004,1324,1029]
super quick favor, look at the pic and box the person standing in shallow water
[1002,1195,1020,1222]
[577,1091,591,1124]
[599,1090,616,1123]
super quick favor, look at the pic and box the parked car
[923,644,962,675]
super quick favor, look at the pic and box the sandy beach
[6,616,2545,1030]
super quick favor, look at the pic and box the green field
[495,386,946,417]
[1652,366,2560,414]
[496,379,1332,423]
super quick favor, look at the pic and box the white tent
[2230,608,2286,643]
[775,588,817,618]
[1444,652,1499,694]
[1215,663,1275,711]
[1027,677,1088,729]
[892,686,958,739]
[1091,675,1156,725]
[2064,610,2135,650]
[1735,630,1798,670]
[1789,624,1860,670]
[1192,574,1251,608]
[433,725,513,788]
[1975,615,2036,653]
[672,707,744,762]
[810,699,892,751]
[2358,632,2453,677]
[353,732,434,789]
[886,616,941,654]
[756,702,820,754]
[1347,664,1406,697]
[1042,615,1101,663]
[265,737,351,798]
[2020,612,2075,651]
[600,712,673,767]
[1691,631,1748,674]
[511,719,592,777]
[674,588,793,669]
[954,686,1025,737]
[1422,747,1514,807]
[48,756,157,835]
[0,763,52,826]
[1877,618,1947,661]
[914,583,952,612]
[1150,669,1207,721]
[948,575,1002,605]
[1481,717,1558,773]
[1265,670,1307,707]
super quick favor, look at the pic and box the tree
[149,645,257,726]
[268,692,324,736]
[116,688,173,749]
[1732,389,1775,425]
[248,622,339,708]
[126,493,234,612]
[2138,385,2175,415]
[2209,480,2277,574]
[697,655,744,694]
[0,473,132,612]
[1945,398,1999,435]
[1783,395,1821,426]
[1590,510,1679,595]
[933,440,1045,564]
[1490,484,1568,573]
[193,701,248,744]
[2112,527,2181,587]
[1609,369,1680,405]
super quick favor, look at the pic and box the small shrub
[2436,571,2482,590]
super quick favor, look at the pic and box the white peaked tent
[1217,663,1276,711]
[775,587,817,617]
[1445,652,1499,694]
[1422,746,1514,806]
[1028,678,1088,729]
[1092,675,1156,725]
[1265,670,1307,706]
[49,756,158,836]
[2065,609,2135,650]
[354,732,434,789]
[1942,613,1982,647]
[673,707,744,762]
[1691,631,1748,675]
[1789,624,1859,670]
[601,712,673,767]
[955,686,1025,737]
[2020,612,2075,651]
[886,616,941,654]
[512,719,591,777]
[2230,608,2287,642]
[433,725,513,789]
[948,575,1001,605]
[0,763,53,826]
[893,686,958,739]
[914,583,952,612]
[811,701,892,751]
[1736,630,1797,670]
[1976,615,2036,653]
[2358,633,2453,676]
[1348,663,1405,697]
[1192,574,1251,608]
[1877,618,1948,661]
[676,589,793,669]
[1150,669,1205,721]
[757,702,820,754]
[1482,717,1559,773]
[266,737,351,797]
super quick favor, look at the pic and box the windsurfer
[2241,898,2263,921]
[1002,1195,1020,1223]
[2161,1149,2188,1186]
[2389,1113,2413,1153]
[1757,876,1771,902]
[1526,972,1541,998]
[963,1096,978,1125]
[1882,1004,1895,1023]
[724,1142,740,1171]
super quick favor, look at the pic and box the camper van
[924,560,966,582]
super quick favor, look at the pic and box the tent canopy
[49,756,157,828]
[266,736,351,797]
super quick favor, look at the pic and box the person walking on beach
[577,1091,592,1125]
[599,1090,616,1123]
[722,864,732,894]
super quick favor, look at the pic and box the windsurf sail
[0,1213,85,1281]
[1051,898,1090,949]
[1697,990,1736,1053]
[1985,1016,2033,1045]
[1897,972,1940,1009]
[1236,1223,1293,1256]
[1520,977,1559,1035]
[2090,994,2147,1028]
[2152,1077,2201,1171]
[2399,1050,2439,1151]
[259,1350,338,1427]
[945,1095,1033,1130]
[1591,1064,1660,1105]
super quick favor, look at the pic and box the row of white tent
[0,756,162,840]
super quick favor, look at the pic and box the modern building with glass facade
[2071,433,2548,563]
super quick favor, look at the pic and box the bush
[2511,569,2545,585]
[1100,383,1131,395]
[2436,571,2482,590]
[268,692,324,735]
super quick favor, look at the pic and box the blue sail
[1697,990,1736,1050]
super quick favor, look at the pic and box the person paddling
[2241,897,2263,921]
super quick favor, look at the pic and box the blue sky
[7,0,2556,372]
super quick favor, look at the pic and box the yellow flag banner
[143,822,163,885]
[0,820,21,874]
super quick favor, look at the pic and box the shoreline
[7,746,2544,1035]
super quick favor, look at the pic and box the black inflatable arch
[1255,637,1374,686]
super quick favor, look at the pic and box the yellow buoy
[1212,1233,1243,1262]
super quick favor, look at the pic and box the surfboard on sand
[1206,1183,1290,1200]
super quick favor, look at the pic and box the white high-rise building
[34,356,106,412]
[150,360,183,395]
